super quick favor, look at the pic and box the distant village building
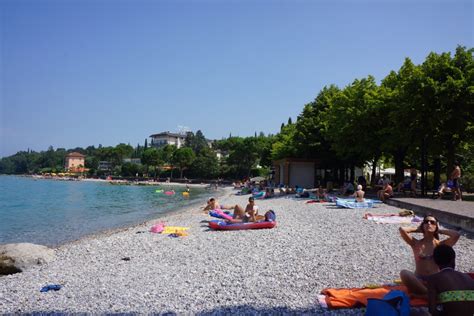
[65,152,86,173]
[215,149,225,160]
[98,161,113,171]
[123,158,141,164]
[149,132,186,149]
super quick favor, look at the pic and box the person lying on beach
[296,188,310,198]
[264,188,275,199]
[316,186,327,200]
[202,197,242,214]
[353,185,365,202]
[399,215,460,297]
[377,182,393,202]
[427,244,474,316]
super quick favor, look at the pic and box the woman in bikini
[202,197,244,217]
[399,214,460,296]
[353,184,365,202]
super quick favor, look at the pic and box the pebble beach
[1,187,473,315]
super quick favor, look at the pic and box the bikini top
[438,290,474,304]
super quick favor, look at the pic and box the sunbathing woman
[399,214,460,296]
[202,197,243,215]
[353,185,365,202]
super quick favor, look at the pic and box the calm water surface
[0,176,208,246]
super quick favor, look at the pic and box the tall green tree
[141,148,163,178]
[322,77,384,182]
[379,59,424,184]
[294,85,339,164]
[161,145,177,178]
[271,123,297,161]
[173,147,196,178]
[189,146,219,179]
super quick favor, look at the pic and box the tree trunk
[339,166,345,187]
[371,156,379,187]
[445,139,455,178]
[433,156,441,190]
[350,164,355,183]
[421,138,426,196]
[394,147,407,185]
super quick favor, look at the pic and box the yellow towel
[162,226,189,234]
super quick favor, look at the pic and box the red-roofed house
[65,152,86,173]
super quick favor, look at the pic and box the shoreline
[0,175,225,248]
[23,174,212,189]
[1,189,472,314]
[53,186,230,249]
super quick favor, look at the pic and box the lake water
[0,176,208,247]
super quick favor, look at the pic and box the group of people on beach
[436,162,463,201]
[399,214,473,315]
[394,162,463,201]
[202,196,265,223]
[203,182,472,315]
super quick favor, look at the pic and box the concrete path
[386,196,474,233]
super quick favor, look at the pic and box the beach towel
[150,222,165,233]
[161,226,189,234]
[336,199,374,209]
[318,285,427,309]
[40,284,62,292]
[306,199,327,204]
[364,214,423,224]
[209,209,233,220]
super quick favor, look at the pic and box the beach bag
[365,290,410,316]
[264,210,276,222]
[399,210,414,217]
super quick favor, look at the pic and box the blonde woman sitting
[353,184,365,202]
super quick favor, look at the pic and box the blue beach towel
[336,199,374,209]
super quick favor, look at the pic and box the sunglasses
[423,219,437,225]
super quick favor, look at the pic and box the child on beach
[427,244,474,316]
[399,215,460,297]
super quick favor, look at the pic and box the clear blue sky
[1,0,472,157]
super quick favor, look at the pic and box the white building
[149,132,186,149]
